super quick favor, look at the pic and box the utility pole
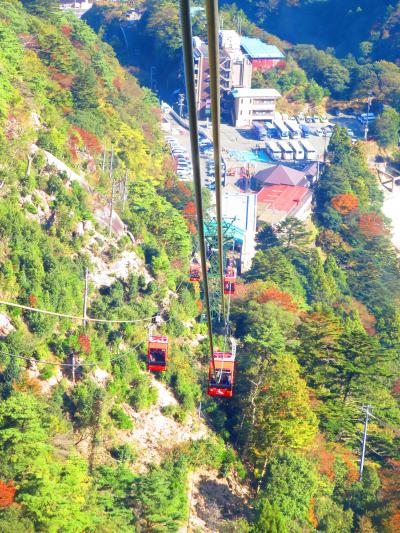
[108,149,114,239]
[364,93,373,142]
[360,405,372,481]
[178,93,185,118]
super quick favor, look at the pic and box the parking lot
[162,108,368,191]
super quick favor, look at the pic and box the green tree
[68,380,104,430]
[134,457,188,532]
[273,217,311,251]
[305,80,325,104]
[252,498,287,533]
[239,354,318,478]
[72,65,99,109]
[264,451,317,525]
[374,107,400,148]
[21,0,58,16]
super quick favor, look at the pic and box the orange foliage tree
[358,213,385,238]
[28,294,38,307]
[78,334,91,353]
[331,193,359,214]
[0,480,16,507]
[74,127,102,157]
[256,287,298,312]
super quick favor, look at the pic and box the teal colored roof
[241,37,285,60]
[204,220,244,244]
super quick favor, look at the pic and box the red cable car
[207,352,236,398]
[223,267,236,295]
[189,260,201,282]
[147,335,168,372]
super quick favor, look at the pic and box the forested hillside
[221,0,400,60]
[0,1,399,532]
[0,1,215,530]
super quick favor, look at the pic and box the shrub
[127,378,158,411]
[110,443,137,463]
[109,405,133,430]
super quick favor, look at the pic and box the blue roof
[241,37,285,60]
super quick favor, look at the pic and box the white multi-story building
[193,31,252,119]
[231,88,281,127]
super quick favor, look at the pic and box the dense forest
[0,0,398,532]
[221,0,400,61]
[87,1,400,150]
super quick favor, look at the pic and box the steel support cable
[0,300,153,324]
[179,0,216,375]
[0,340,145,368]
[205,0,225,318]
[0,277,189,325]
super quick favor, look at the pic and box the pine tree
[21,0,58,16]
[252,498,287,533]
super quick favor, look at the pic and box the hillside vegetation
[0,1,398,532]
[222,0,400,61]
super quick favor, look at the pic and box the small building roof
[231,88,281,99]
[241,37,285,60]
[255,164,307,187]
[257,184,309,213]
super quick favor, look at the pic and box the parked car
[315,128,324,137]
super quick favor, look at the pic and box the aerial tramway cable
[0,340,145,368]
[205,0,225,317]
[179,0,216,374]
[0,299,153,324]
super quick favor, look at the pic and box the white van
[265,141,282,161]
[289,141,305,160]
[277,141,294,161]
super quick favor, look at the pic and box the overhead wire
[179,0,216,375]
[204,0,225,317]
[0,299,153,324]
[0,340,145,368]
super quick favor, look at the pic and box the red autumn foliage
[113,77,122,90]
[331,193,359,214]
[256,287,298,312]
[176,181,192,198]
[73,127,102,156]
[359,213,385,238]
[51,71,74,90]
[78,334,91,354]
[187,222,197,235]
[392,379,400,396]
[309,498,318,528]
[0,481,16,507]
[61,25,72,37]
[385,511,400,533]
[183,201,196,219]
[68,132,79,161]
[28,294,38,307]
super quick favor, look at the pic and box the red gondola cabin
[147,335,168,372]
[207,352,236,397]
[223,267,236,295]
[189,260,201,282]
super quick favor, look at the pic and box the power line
[0,340,145,368]
[205,0,225,317]
[179,0,216,375]
[0,300,153,325]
